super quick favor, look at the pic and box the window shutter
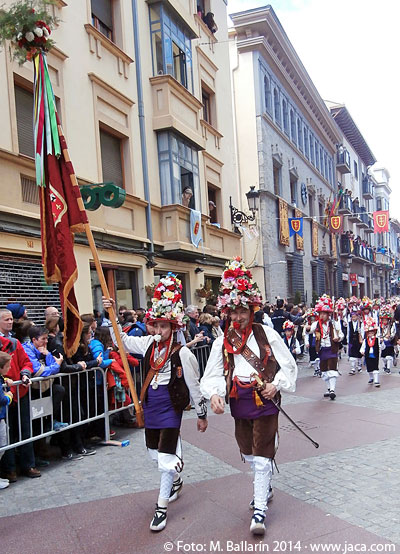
[100,130,124,188]
[15,86,34,158]
[91,0,113,28]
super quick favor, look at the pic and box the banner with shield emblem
[329,215,343,234]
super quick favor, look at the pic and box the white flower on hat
[25,31,35,42]
[34,27,43,37]
[17,32,23,40]
[43,28,50,38]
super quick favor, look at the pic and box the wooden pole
[83,223,144,427]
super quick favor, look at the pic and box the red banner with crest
[373,210,389,233]
[329,215,343,234]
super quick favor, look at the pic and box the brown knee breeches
[234,413,279,458]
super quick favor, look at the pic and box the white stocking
[253,456,273,515]
[159,472,174,505]
[328,376,337,392]
[373,370,380,384]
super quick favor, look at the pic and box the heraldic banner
[312,220,319,257]
[295,208,304,250]
[279,198,290,246]
[329,214,343,234]
[190,209,203,247]
[373,210,389,234]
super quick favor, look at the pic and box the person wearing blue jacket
[0,351,13,489]
[23,326,67,432]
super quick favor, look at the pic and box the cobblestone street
[1,356,400,553]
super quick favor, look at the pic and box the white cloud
[228,0,400,217]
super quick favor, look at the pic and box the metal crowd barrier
[0,343,214,456]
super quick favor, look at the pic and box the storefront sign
[342,273,349,281]
[350,273,358,287]
[358,276,365,284]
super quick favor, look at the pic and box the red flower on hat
[153,289,162,300]
[236,278,248,291]
[224,269,236,279]
[233,268,244,277]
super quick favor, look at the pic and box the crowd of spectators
[0,296,305,488]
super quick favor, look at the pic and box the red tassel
[229,377,239,399]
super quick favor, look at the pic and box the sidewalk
[1,356,399,553]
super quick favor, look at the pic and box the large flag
[34,53,87,356]
[329,215,343,234]
[373,210,389,234]
[288,217,303,237]
[190,209,203,248]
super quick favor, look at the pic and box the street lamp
[230,186,260,226]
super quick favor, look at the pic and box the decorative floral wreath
[283,320,294,330]
[0,0,58,64]
[364,316,377,332]
[315,294,333,313]
[380,305,393,320]
[217,256,262,310]
[145,273,184,326]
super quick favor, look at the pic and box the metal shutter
[292,253,305,301]
[14,86,34,158]
[100,130,124,188]
[317,259,325,296]
[336,261,343,297]
[0,255,60,324]
[92,0,113,28]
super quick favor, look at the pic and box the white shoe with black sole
[169,478,183,503]
[250,510,266,535]
[150,504,167,532]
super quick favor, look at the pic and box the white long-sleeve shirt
[200,325,297,400]
[309,319,344,347]
[110,325,206,417]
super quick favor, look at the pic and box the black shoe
[169,477,183,502]
[76,447,96,456]
[150,504,167,532]
[324,390,331,398]
[329,391,336,400]
[368,378,373,384]
[62,451,84,461]
[250,510,266,535]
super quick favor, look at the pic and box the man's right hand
[102,296,115,310]
[55,354,64,366]
[210,394,225,414]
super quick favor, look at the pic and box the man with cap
[6,303,27,323]
[201,257,297,536]
[103,273,207,532]
[310,295,344,400]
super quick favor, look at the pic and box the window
[290,175,297,206]
[157,131,200,209]
[273,88,281,125]
[315,140,319,170]
[324,152,328,180]
[308,194,314,218]
[297,118,303,151]
[328,159,333,185]
[290,109,296,144]
[264,76,271,113]
[377,197,382,211]
[202,88,211,124]
[207,185,219,224]
[99,129,124,188]
[21,175,39,205]
[150,4,193,92]
[319,201,324,220]
[320,147,324,176]
[91,267,139,314]
[282,98,289,134]
[91,0,113,41]
[273,162,281,196]
[15,85,34,158]
[354,160,358,180]
[303,127,309,159]
[310,134,315,165]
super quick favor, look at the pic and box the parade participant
[360,317,380,387]
[310,295,343,400]
[361,297,372,322]
[347,308,363,375]
[379,305,396,374]
[283,321,301,360]
[103,274,207,532]
[334,298,347,359]
[303,310,320,376]
[200,257,297,536]
[371,299,380,327]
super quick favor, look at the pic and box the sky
[227,0,400,218]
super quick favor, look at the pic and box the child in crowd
[348,309,363,375]
[379,306,396,374]
[0,351,13,489]
[303,310,320,376]
[283,320,301,360]
[360,317,380,387]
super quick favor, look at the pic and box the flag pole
[61,145,144,428]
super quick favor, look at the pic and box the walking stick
[250,373,319,448]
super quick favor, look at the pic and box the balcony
[150,75,205,150]
[153,204,240,261]
[362,176,374,200]
[365,215,374,234]
[376,252,392,267]
[338,193,352,214]
[359,206,369,228]
[349,202,361,223]
[340,235,353,257]
[336,148,351,174]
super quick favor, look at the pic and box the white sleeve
[262,326,298,393]
[334,320,344,341]
[303,331,309,347]
[359,339,366,356]
[109,324,155,356]
[294,339,301,355]
[180,347,207,418]
[200,336,226,400]
[310,321,318,334]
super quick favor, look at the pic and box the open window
[99,128,124,188]
[91,0,113,41]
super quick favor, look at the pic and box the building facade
[0,0,241,319]
[230,6,342,304]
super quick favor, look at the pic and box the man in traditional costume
[360,316,380,386]
[103,274,207,532]
[310,295,343,400]
[347,308,363,375]
[200,257,297,536]
[379,304,396,374]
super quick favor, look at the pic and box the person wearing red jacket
[0,335,41,481]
